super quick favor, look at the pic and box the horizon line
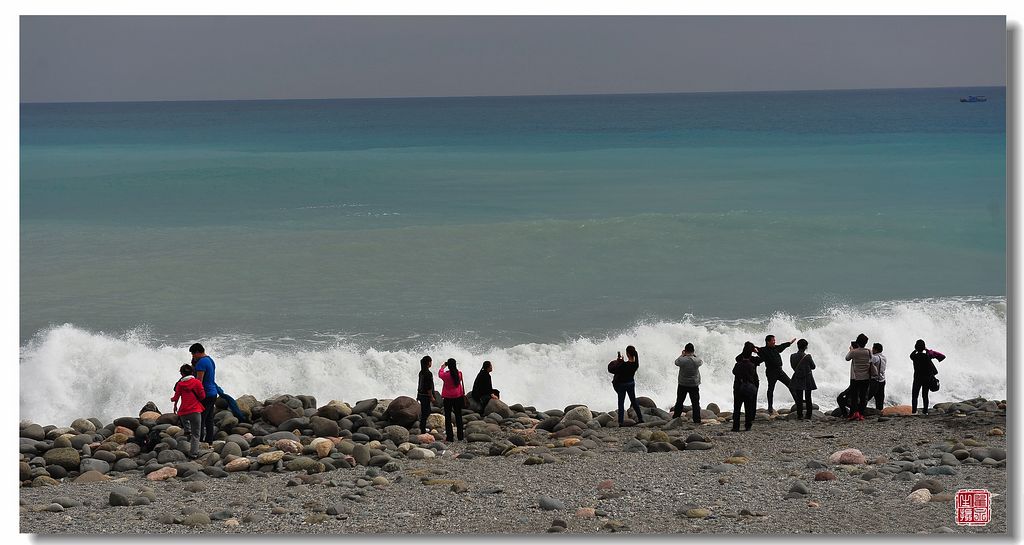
[20,84,1006,106]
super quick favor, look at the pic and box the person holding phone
[732,342,762,431]
[844,334,873,421]
[789,339,817,420]
[607,345,644,426]
[910,339,945,415]
[438,358,466,441]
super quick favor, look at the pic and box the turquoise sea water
[20,87,1007,422]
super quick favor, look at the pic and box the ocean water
[20,87,1006,424]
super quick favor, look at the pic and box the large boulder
[352,398,378,415]
[382,396,419,426]
[881,405,913,416]
[383,425,410,445]
[316,401,352,420]
[70,418,97,434]
[262,402,303,426]
[308,416,340,438]
[829,448,867,465]
[43,448,80,470]
[20,424,46,441]
[484,399,514,419]
[560,406,592,426]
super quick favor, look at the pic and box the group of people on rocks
[171,334,946,450]
[617,333,945,432]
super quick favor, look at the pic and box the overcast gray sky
[20,16,1006,103]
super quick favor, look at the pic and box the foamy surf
[19,297,1005,425]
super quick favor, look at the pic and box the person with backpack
[189,342,219,442]
[789,339,817,420]
[910,339,945,415]
[608,345,645,426]
[171,363,206,459]
[866,343,887,415]
[438,358,466,441]
[671,343,703,423]
[844,334,873,421]
[732,342,762,432]
[417,356,436,434]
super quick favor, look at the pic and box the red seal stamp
[955,489,991,526]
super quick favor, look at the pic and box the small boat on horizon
[960,95,988,103]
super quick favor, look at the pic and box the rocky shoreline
[19,394,1007,534]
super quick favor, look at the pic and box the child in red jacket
[171,364,206,458]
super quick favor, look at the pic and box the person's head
[446,358,461,386]
[625,345,638,363]
[797,338,808,351]
[742,341,757,356]
[856,333,869,348]
[915,339,926,352]
[481,360,492,372]
[683,343,695,354]
[420,355,432,371]
[179,364,194,377]
[765,334,776,347]
[188,342,205,362]
[872,343,883,354]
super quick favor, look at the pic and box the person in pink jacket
[438,358,466,442]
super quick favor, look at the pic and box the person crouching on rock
[608,345,644,426]
[732,342,761,432]
[672,343,703,423]
[417,356,435,435]
[171,364,206,459]
[789,339,817,420]
[439,358,466,442]
[471,360,500,413]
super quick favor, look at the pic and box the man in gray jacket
[671,343,703,423]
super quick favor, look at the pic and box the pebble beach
[19,394,1007,535]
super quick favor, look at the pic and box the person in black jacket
[417,356,435,434]
[910,339,945,415]
[789,339,817,420]
[732,342,762,432]
[608,345,644,426]
[758,334,796,414]
[471,360,500,412]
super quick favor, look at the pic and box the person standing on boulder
[910,339,945,415]
[471,360,501,412]
[608,345,645,426]
[732,342,762,432]
[789,339,817,420]
[189,343,219,443]
[171,363,206,459]
[671,343,703,423]
[417,356,436,434]
[845,334,873,421]
[866,343,887,415]
[438,358,466,442]
[758,335,796,415]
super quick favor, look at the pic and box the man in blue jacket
[189,343,219,443]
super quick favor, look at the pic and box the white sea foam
[19,297,1006,426]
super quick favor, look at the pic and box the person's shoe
[445,436,454,442]
[744,425,752,431]
[731,426,740,432]
[847,413,857,421]
[856,413,865,421]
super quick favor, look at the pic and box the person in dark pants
[845,333,873,421]
[836,385,853,418]
[417,356,435,434]
[438,358,466,441]
[608,345,644,426]
[189,343,219,443]
[789,339,817,420]
[732,342,762,432]
[910,339,945,415]
[757,335,796,414]
[866,343,887,414]
[471,360,500,412]
[672,343,703,423]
